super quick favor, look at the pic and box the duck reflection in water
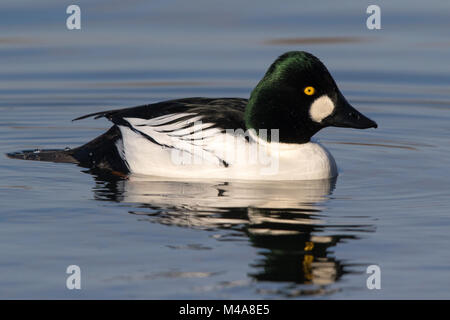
[91,171,374,292]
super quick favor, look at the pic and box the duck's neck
[244,94,320,145]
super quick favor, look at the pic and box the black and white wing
[74,97,248,170]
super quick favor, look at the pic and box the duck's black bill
[323,96,377,129]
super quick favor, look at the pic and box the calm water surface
[1,0,450,299]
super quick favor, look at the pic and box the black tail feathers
[6,125,129,174]
[6,149,77,163]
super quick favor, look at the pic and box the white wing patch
[309,95,335,123]
[120,113,225,167]
[129,113,194,126]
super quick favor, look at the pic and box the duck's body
[121,134,336,180]
[7,52,376,181]
[105,98,337,180]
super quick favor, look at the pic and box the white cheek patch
[309,95,335,123]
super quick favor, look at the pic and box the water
[1,0,450,299]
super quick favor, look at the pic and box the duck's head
[244,51,377,143]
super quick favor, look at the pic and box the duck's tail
[6,125,129,173]
[6,149,77,163]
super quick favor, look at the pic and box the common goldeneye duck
[8,51,377,180]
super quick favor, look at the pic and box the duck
[7,51,377,180]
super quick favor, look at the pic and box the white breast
[116,116,338,181]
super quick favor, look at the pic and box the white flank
[116,113,338,181]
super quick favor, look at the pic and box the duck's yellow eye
[304,86,315,95]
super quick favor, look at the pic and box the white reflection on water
[91,173,373,293]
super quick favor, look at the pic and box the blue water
[1,0,450,299]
